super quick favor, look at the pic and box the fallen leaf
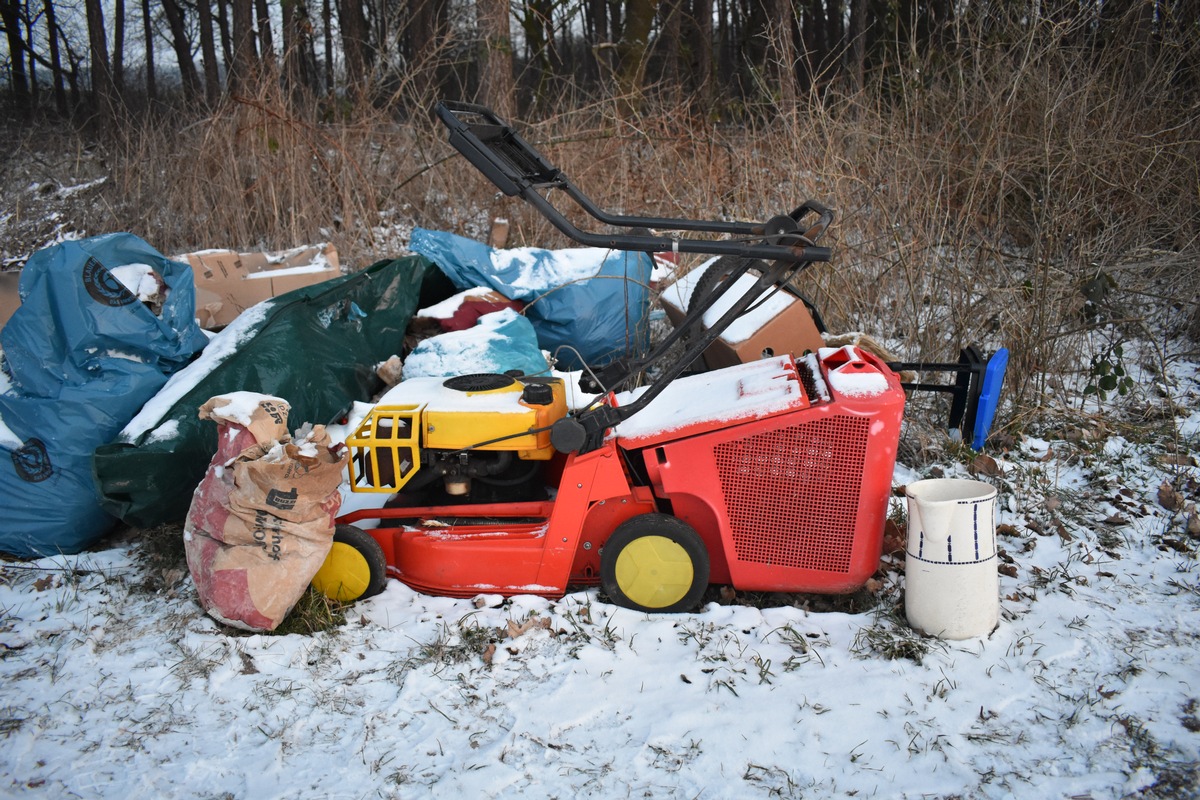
[482,643,496,665]
[680,674,692,684]
[719,586,737,603]
[1054,521,1073,542]
[1044,495,1062,512]
[996,524,1020,538]
[881,519,905,554]
[1158,454,1198,467]
[998,564,1019,578]
[971,454,1002,477]
[32,576,53,592]
[1158,481,1184,512]
[239,652,259,675]
[506,616,552,638]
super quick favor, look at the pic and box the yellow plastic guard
[346,405,424,493]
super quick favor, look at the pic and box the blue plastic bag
[409,229,652,369]
[0,233,208,557]
[403,309,549,380]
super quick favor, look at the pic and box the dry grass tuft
[1,12,1196,429]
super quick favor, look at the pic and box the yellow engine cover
[346,375,568,493]
[422,376,567,458]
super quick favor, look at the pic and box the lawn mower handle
[435,101,833,264]
[550,255,817,454]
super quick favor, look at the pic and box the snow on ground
[2,346,1200,799]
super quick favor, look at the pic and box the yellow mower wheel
[312,525,387,603]
[601,514,709,613]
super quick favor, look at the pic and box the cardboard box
[177,243,341,329]
[659,263,825,371]
[0,271,20,331]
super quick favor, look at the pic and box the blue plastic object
[409,228,653,369]
[403,308,549,379]
[0,233,208,557]
[972,348,1008,451]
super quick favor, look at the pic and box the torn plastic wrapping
[409,228,653,369]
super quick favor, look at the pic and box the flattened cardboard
[659,274,825,371]
[178,243,341,329]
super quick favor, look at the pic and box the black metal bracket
[890,346,987,437]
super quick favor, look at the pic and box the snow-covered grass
[2,354,1199,799]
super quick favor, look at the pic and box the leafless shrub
[2,10,1194,430]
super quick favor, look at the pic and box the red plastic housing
[337,348,905,599]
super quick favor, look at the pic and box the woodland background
[1,0,1198,426]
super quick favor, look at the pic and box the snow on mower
[315,102,1006,613]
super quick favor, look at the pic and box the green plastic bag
[93,256,448,528]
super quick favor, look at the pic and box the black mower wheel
[600,514,710,613]
[311,524,388,603]
[688,256,827,333]
[688,256,762,314]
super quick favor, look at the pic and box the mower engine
[347,373,567,497]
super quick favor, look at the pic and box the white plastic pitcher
[905,478,999,639]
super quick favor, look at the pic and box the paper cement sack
[184,392,348,631]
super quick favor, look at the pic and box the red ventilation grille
[714,416,870,573]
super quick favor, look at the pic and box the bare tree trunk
[847,0,866,91]
[229,0,259,93]
[585,0,609,85]
[282,0,298,86]
[658,0,682,92]
[0,1,32,114]
[198,0,222,104]
[161,0,202,102]
[45,0,68,114]
[283,0,319,98]
[615,0,659,109]
[477,0,516,117]
[141,0,156,102]
[769,0,798,109]
[24,9,38,108]
[85,0,117,129]
[690,0,712,102]
[323,0,334,93]
[408,0,449,100]
[338,0,371,94]
[216,0,234,66]
[255,0,275,67]
[113,0,126,94]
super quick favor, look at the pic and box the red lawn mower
[315,103,1003,613]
